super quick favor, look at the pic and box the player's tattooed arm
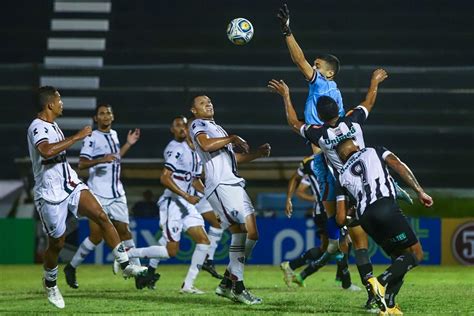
[196,133,249,153]
[235,143,271,164]
[285,171,303,218]
[385,153,434,207]
[277,4,314,80]
[268,79,304,134]
[120,128,140,157]
[160,168,200,205]
[360,69,388,113]
[37,126,92,159]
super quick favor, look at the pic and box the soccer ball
[227,18,254,45]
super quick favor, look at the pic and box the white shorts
[207,183,255,227]
[96,195,129,224]
[158,196,204,243]
[195,197,213,214]
[35,183,88,239]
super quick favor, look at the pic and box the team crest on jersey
[230,209,239,218]
[335,128,343,137]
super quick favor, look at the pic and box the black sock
[233,280,245,294]
[207,259,214,265]
[148,266,156,275]
[378,252,418,286]
[300,254,327,280]
[355,249,374,300]
[338,254,352,289]
[385,277,404,308]
[220,269,232,288]
[120,261,130,270]
[289,247,322,270]
[45,279,56,288]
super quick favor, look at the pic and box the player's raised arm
[277,4,314,81]
[359,68,388,113]
[120,128,140,157]
[36,126,92,159]
[383,151,433,207]
[268,79,304,134]
[285,170,303,218]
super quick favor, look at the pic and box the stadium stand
[1,0,473,187]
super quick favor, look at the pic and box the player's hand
[277,4,292,36]
[267,79,290,97]
[100,154,117,163]
[418,191,433,207]
[126,128,141,146]
[231,135,250,153]
[185,194,200,205]
[257,143,271,158]
[74,126,92,141]
[285,199,293,218]
[371,68,388,84]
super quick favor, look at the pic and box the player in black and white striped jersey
[335,138,433,315]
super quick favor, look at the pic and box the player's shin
[127,245,170,260]
[207,226,224,261]
[112,243,130,270]
[70,237,97,268]
[385,277,404,308]
[123,239,141,266]
[355,248,374,299]
[378,252,419,287]
[183,243,210,289]
[44,266,59,287]
[229,233,246,293]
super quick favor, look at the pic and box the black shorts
[359,197,418,256]
[313,212,328,238]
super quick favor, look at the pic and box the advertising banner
[79,216,441,265]
[441,218,474,265]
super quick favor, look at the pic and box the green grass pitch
[0,264,473,315]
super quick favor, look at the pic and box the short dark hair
[94,103,112,115]
[189,93,206,108]
[316,96,339,122]
[172,115,188,124]
[37,86,58,111]
[319,54,340,77]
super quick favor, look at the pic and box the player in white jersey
[27,86,146,309]
[335,139,433,315]
[190,95,271,305]
[64,104,159,290]
[145,115,211,294]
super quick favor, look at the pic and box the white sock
[112,243,129,265]
[229,233,246,281]
[70,237,97,268]
[245,238,257,262]
[127,246,169,259]
[207,227,224,261]
[183,243,210,289]
[44,266,58,283]
[123,239,141,266]
[148,237,168,268]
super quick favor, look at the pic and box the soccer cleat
[342,284,362,292]
[279,261,295,287]
[367,277,387,312]
[365,297,380,314]
[180,286,205,294]
[112,259,120,275]
[122,264,147,279]
[381,304,403,315]
[395,183,413,205]
[292,273,306,288]
[43,279,65,309]
[231,289,262,305]
[135,271,160,290]
[202,260,224,279]
[63,263,78,289]
[215,285,235,301]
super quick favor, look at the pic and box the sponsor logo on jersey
[324,125,357,146]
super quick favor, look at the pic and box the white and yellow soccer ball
[226,18,254,45]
